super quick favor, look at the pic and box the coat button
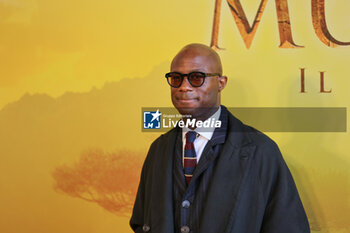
[182,200,190,208]
[142,224,150,232]
[180,225,190,233]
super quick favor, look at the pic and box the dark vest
[172,107,228,233]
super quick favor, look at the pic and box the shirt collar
[182,106,222,141]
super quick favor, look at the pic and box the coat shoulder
[234,117,289,186]
[227,110,280,153]
[144,127,178,161]
[226,110,283,170]
[149,127,178,149]
[243,124,279,152]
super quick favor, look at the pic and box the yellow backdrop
[0,0,349,233]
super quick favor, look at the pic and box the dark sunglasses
[165,71,221,88]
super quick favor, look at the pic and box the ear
[218,76,227,92]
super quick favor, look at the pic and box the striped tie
[184,131,197,185]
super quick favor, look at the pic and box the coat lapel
[173,129,187,195]
[198,107,257,233]
[190,107,228,185]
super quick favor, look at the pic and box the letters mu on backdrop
[211,0,350,49]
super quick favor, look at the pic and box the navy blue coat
[130,107,310,233]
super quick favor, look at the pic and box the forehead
[170,55,216,73]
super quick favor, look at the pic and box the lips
[176,95,198,101]
[177,98,198,103]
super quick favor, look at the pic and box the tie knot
[186,131,197,143]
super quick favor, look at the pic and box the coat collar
[174,105,251,147]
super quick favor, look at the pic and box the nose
[178,76,193,91]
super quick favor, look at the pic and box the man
[130,43,310,233]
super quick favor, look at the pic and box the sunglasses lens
[167,73,182,87]
[189,72,205,87]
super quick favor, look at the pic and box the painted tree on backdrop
[52,150,143,217]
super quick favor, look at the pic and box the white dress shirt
[182,106,221,166]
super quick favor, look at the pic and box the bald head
[171,43,223,75]
[169,43,227,121]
